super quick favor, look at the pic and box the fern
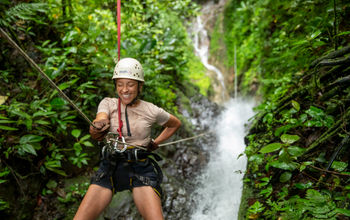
[0,3,49,28]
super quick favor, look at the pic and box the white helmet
[112,58,144,82]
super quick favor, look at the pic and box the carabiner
[114,136,127,153]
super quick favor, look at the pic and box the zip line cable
[0,27,95,127]
[0,27,210,147]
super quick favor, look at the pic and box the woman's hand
[146,140,159,152]
[153,114,181,147]
[89,118,110,141]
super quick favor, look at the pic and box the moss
[238,179,254,220]
[186,52,211,97]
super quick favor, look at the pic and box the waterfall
[190,99,254,220]
[189,1,255,219]
[192,14,228,103]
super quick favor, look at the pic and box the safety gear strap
[117,98,123,138]
[125,105,132,136]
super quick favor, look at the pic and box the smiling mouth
[121,94,131,98]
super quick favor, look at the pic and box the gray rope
[158,132,209,147]
[0,27,94,127]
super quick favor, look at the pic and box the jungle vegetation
[0,0,350,219]
[217,0,350,219]
[0,0,205,218]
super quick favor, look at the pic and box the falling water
[190,99,254,220]
[192,14,228,103]
[189,1,256,219]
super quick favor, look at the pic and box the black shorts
[91,158,163,197]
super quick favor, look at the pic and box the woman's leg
[132,186,164,220]
[74,184,113,220]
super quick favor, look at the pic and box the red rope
[117,0,121,61]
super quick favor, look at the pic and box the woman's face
[116,78,139,105]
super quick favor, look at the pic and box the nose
[120,85,128,93]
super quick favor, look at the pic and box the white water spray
[190,99,254,220]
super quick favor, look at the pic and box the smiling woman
[74,57,181,220]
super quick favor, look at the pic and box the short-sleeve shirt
[97,97,170,146]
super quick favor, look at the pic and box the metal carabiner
[114,136,127,153]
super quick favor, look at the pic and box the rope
[159,132,210,147]
[117,0,121,61]
[0,27,95,127]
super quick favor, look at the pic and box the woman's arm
[153,114,181,145]
[94,112,108,122]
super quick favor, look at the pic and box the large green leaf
[0,125,18,131]
[270,161,297,171]
[259,143,282,153]
[20,134,44,144]
[336,208,350,217]
[20,143,37,155]
[71,129,81,138]
[287,146,306,157]
[280,134,300,144]
[280,171,292,182]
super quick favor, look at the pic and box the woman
[74,58,181,220]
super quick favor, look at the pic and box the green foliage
[0,2,49,29]
[223,0,350,97]
[0,0,201,217]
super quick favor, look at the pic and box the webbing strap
[125,105,132,136]
[117,98,123,138]
[117,0,121,61]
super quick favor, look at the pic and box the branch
[310,45,350,68]
[309,165,350,177]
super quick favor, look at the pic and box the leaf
[71,129,81,138]
[280,134,300,144]
[335,31,350,37]
[291,100,300,111]
[35,120,50,125]
[80,134,90,141]
[0,120,16,124]
[0,125,18,131]
[259,143,282,153]
[280,172,292,182]
[335,208,350,217]
[306,189,325,202]
[20,134,44,144]
[270,161,297,171]
[287,146,306,157]
[46,180,57,189]
[331,161,347,172]
[45,166,67,176]
[294,182,313,189]
[83,141,93,147]
[300,161,313,171]
[20,143,37,155]
[310,30,321,39]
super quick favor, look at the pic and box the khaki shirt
[97,97,170,146]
